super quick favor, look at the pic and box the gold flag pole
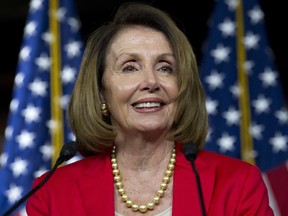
[49,0,64,166]
[236,0,256,165]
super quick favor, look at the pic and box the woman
[26,2,274,216]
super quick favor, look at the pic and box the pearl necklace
[111,145,176,213]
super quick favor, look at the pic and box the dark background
[0,0,287,150]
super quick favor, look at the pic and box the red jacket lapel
[173,144,215,216]
[77,151,115,215]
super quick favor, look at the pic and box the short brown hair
[68,2,208,156]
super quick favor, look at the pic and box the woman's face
[102,26,179,135]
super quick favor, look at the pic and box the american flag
[0,0,83,215]
[200,0,288,215]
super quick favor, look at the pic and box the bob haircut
[68,2,208,156]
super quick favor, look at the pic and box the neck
[111,143,176,214]
[114,139,175,170]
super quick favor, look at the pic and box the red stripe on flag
[266,162,288,216]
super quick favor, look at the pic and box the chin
[136,122,172,133]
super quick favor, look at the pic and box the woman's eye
[158,65,174,74]
[122,63,138,73]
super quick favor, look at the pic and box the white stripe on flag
[262,173,281,216]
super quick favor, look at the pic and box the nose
[139,68,160,92]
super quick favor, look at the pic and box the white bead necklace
[111,145,176,213]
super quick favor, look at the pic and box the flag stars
[258,67,278,87]
[223,107,240,125]
[9,99,19,112]
[270,133,288,153]
[244,61,255,75]
[206,128,213,142]
[68,17,81,32]
[0,152,8,167]
[5,126,13,140]
[42,32,53,44]
[243,32,260,49]
[39,142,53,161]
[225,0,238,10]
[56,7,67,22]
[218,18,235,37]
[21,104,41,123]
[19,46,31,61]
[64,41,82,58]
[206,98,218,115]
[5,184,23,204]
[275,108,288,124]
[205,70,225,90]
[46,119,61,133]
[1,0,84,210]
[217,133,236,153]
[35,53,51,71]
[252,95,271,114]
[199,0,288,173]
[248,6,264,24]
[60,95,70,109]
[250,123,264,140]
[28,78,48,96]
[15,72,25,87]
[230,84,240,98]
[9,158,28,177]
[211,44,231,63]
[30,0,43,11]
[16,130,35,149]
[61,66,76,83]
[24,21,37,37]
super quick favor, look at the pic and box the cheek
[162,79,179,100]
[103,77,137,104]
[171,83,179,98]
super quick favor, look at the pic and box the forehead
[108,25,172,53]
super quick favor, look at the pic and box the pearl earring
[101,103,110,117]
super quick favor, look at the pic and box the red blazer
[26,144,274,215]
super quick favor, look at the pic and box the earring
[101,103,110,117]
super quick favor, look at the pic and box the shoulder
[199,149,254,168]
[199,150,256,166]
[177,142,262,179]
[197,150,269,203]
[57,156,97,174]
[198,149,263,180]
[177,143,259,173]
[36,152,110,183]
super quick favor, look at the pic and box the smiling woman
[24,2,274,216]
[102,26,179,136]
[0,0,287,154]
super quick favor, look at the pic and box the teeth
[134,102,161,108]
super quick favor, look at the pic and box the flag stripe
[265,163,288,216]
[262,173,281,216]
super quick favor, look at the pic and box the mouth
[132,102,165,109]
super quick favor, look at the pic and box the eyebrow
[116,53,175,61]
[116,53,138,62]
